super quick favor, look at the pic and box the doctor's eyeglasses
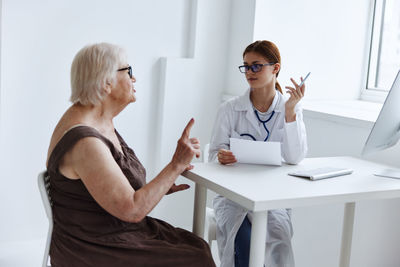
[117,65,133,79]
[238,63,276,73]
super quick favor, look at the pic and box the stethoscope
[240,110,275,141]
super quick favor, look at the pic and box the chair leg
[42,222,52,267]
[206,207,217,247]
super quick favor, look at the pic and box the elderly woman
[46,43,215,267]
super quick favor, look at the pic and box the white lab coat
[208,88,308,267]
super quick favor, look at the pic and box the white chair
[203,144,217,247]
[38,171,52,267]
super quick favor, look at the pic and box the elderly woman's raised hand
[171,118,201,173]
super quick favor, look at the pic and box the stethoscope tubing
[240,110,275,141]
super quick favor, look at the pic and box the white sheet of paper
[230,138,282,166]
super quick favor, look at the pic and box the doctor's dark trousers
[234,215,252,267]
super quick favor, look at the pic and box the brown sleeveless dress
[47,126,215,267]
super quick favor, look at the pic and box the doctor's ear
[273,63,281,74]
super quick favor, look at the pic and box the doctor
[208,40,308,267]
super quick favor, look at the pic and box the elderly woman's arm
[69,120,199,223]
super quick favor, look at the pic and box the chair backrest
[38,171,53,267]
[38,171,52,219]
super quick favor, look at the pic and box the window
[366,0,400,93]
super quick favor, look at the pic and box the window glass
[368,0,400,91]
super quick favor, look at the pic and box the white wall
[252,0,372,101]
[224,0,256,96]
[150,0,233,229]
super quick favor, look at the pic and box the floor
[0,239,46,267]
[0,239,220,267]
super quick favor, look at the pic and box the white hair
[70,43,127,105]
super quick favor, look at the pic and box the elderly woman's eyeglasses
[117,66,133,79]
[238,63,276,73]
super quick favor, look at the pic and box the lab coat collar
[234,88,283,135]
[234,88,283,113]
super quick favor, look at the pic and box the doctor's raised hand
[284,77,306,122]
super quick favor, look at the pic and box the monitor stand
[374,169,400,179]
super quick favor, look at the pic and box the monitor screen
[362,70,400,156]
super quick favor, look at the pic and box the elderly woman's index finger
[181,118,195,139]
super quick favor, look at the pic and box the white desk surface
[183,156,400,212]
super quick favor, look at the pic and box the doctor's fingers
[286,87,302,99]
[218,152,236,161]
[290,85,303,97]
[300,79,306,95]
[290,78,300,88]
[286,84,303,95]
[219,156,237,165]
[219,148,234,155]
[293,76,306,94]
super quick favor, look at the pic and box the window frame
[361,0,398,102]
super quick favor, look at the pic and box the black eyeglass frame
[238,63,276,73]
[117,65,133,78]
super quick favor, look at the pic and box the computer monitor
[362,69,400,178]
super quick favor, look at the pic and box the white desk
[182,156,400,267]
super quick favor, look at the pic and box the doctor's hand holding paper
[217,149,237,165]
[208,40,308,267]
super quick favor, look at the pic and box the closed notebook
[288,167,353,181]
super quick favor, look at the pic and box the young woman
[208,40,308,267]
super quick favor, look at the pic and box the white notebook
[288,167,353,181]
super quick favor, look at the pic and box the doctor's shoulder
[218,94,241,112]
